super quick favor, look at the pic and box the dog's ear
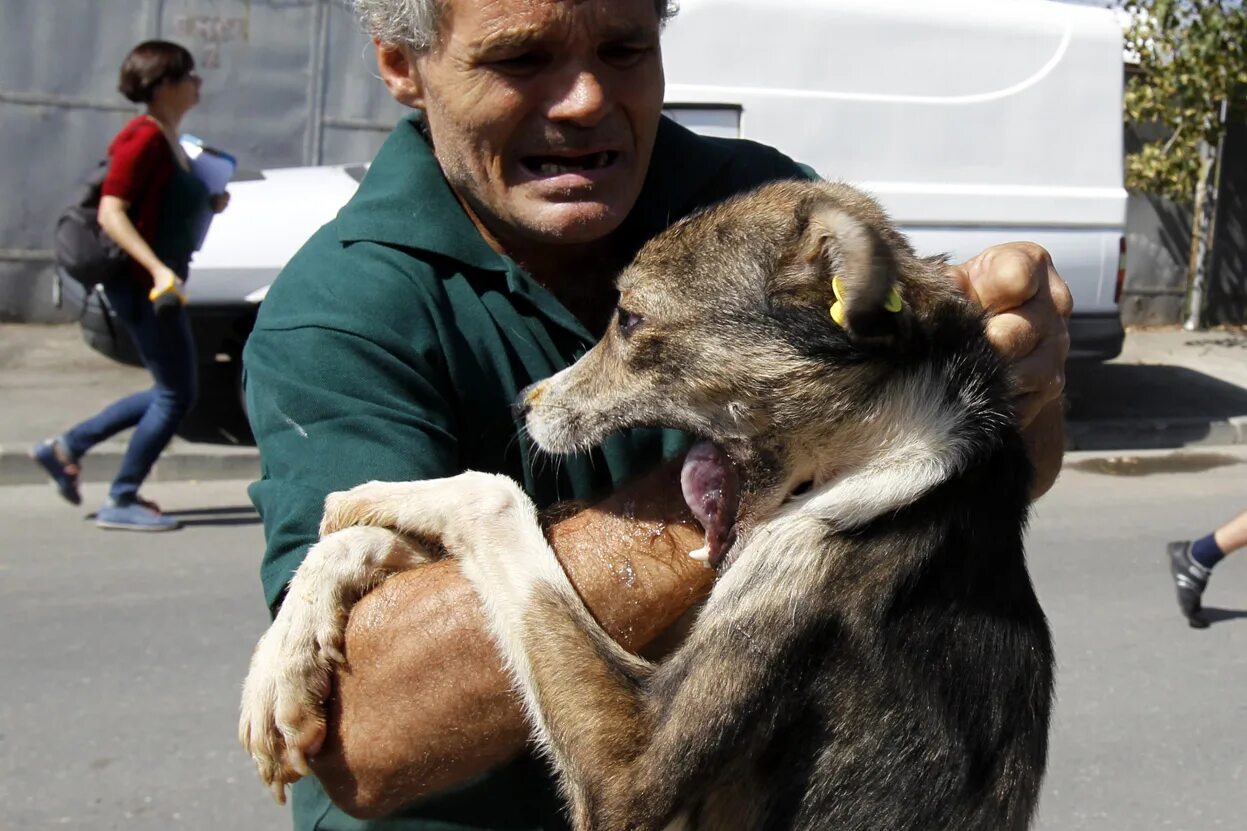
[798,204,904,345]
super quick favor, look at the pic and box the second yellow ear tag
[831,274,845,302]
[830,300,846,326]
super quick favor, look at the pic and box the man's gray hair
[353,0,678,53]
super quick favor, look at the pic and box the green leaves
[1120,0,1247,203]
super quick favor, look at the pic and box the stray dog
[240,180,1054,830]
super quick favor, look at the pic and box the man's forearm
[309,463,710,818]
[1023,398,1065,499]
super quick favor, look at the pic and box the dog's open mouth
[680,440,741,569]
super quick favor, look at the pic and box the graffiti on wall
[173,15,250,68]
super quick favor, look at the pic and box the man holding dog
[243,0,1072,827]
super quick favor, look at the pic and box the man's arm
[309,461,710,819]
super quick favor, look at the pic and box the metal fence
[0,0,407,322]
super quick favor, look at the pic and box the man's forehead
[447,0,658,46]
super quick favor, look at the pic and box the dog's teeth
[539,162,562,175]
[688,546,710,562]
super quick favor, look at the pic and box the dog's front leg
[240,497,435,803]
[319,473,786,830]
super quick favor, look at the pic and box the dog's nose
[511,397,531,420]
[513,383,544,420]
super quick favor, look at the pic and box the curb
[0,442,259,487]
[1065,416,1247,452]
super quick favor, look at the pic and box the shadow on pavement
[1201,607,1247,626]
[177,505,260,528]
[1066,362,1247,422]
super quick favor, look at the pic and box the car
[69,0,1127,443]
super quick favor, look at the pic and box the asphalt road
[2,453,1246,830]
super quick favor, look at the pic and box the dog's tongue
[680,440,740,568]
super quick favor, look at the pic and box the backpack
[53,160,129,289]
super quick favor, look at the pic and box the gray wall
[0,0,407,322]
[1120,193,1192,327]
[1205,123,1247,327]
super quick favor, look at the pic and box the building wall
[0,0,406,322]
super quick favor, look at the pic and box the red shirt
[102,116,176,287]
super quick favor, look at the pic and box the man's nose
[547,70,608,126]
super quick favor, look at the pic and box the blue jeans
[63,280,197,503]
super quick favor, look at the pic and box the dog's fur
[240,180,1054,830]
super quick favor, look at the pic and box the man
[243,0,1072,828]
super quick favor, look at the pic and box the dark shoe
[1167,541,1211,629]
[96,497,180,532]
[31,438,81,505]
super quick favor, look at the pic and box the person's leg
[33,283,153,505]
[1210,509,1247,559]
[1167,508,1247,629]
[97,289,197,530]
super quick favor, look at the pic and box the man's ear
[375,40,425,108]
[800,204,902,344]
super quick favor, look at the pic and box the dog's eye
[617,308,644,337]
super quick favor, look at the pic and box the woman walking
[33,40,228,531]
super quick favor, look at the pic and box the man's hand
[947,243,1073,428]
[948,243,1072,497]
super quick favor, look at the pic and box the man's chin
[515,200,630,245]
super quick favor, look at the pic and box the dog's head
[520,180,980,568]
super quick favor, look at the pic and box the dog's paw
[319,473,537,553]
[238,571,347,802]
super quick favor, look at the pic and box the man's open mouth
[680,440,741,569]
[521,151,619,177]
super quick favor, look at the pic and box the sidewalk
[4,322,1247,486]
[0,324,258,487]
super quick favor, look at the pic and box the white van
[77,0,1127,431]
[662,0,1128,360]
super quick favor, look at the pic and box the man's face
[412,0,665,248]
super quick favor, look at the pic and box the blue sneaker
[96,498,181,532]
[32,437,81,505]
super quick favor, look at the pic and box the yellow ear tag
[829,300,847,327]
[830,274,847,325]
[884,287,903,313]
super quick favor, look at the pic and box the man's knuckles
[970,244,1047,311]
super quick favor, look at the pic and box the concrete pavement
[5,322,1247,486]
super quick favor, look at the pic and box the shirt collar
[336,112,736,273]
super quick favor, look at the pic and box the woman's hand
[150,263,184,299]
[210,191,231,213]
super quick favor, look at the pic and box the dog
[240,179,1055,830]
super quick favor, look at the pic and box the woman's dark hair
[118,40,195,104]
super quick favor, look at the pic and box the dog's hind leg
[239,522,433,803]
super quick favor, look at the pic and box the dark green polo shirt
[244,112,808,831]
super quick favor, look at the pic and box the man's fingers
[956,242,1051,313]
[984,310,1038,365]
[1007,336,1068,427]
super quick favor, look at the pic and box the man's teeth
[536,152,612,175]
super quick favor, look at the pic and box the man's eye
[488,52,547,75]
[600,43,651,68]
[617,308,644,337]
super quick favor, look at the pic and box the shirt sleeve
[102,122,168,206]
[244,243,461,614]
